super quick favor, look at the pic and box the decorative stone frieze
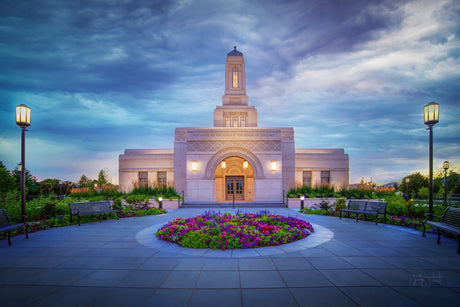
[187,141,281,152]
[186,130,281,141]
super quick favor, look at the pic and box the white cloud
[1,0,459,186]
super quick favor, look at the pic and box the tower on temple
[214,46,258,127]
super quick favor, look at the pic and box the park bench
[0,209,29,245]
[69,201,119,226]
[339,200,387,225]
[423,207,460,254]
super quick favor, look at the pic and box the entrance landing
[180,202,285,208]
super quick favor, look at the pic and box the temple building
[119,47,349,204]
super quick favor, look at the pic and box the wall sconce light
[243,161,248,169]
[221,161,226,169]
[271,161,277,171]
[191,161,198,172]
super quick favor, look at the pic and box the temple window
[240,117,246,127]
[232,68,238,88]
[233,117,239,127]
[321,171,330,185]
[225,116,231,127]
[157,171,167,185]
[302,171,312,187]
[138,172,148,185]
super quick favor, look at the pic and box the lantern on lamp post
[424,102,439,220]
[443,161,449,206]
[15,104,31,223]
[158,196,163,210]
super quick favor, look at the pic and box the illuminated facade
[119,47,349,205]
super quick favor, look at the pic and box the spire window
[232,68,238,88]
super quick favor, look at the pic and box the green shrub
[113,197,123,210]
[88,195,107,202]
[0,191,21,221]
[333,198,347,210]
[418,187,429,200]
[55,202,70,215]
[126,194,151,209]
[384,195,407,216]
[55,198,72,215]
[179,229,209,248]
[147,208,165,215]
[131,184,179,197]
[70,188,124,200]
[288,186,394,200]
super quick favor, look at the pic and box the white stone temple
[119,47,349,204]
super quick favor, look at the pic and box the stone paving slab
[0,207,459,306]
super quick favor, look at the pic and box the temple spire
[214,47,257,127]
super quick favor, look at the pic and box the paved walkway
[1,208,459,306]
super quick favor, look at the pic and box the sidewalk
[1,208,459,306]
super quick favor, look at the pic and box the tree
[434,163,459,196]
[449,173,460,194]
[97,169,111,188]
[11,168,40,196]
[418,187,429,200]
[60,181,75,195]
[39,180,54,195]
[400,172,428,197]
[39,178,61,195]
[0,161,15,195]
[78,174,92,187]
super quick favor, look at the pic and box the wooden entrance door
[226,176,244,200]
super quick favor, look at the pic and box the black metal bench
[339,200,387,224]
[0,209,29,245]
[69,201,119,226]
[423,207,460,253]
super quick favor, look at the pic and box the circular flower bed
[156,212,314,249]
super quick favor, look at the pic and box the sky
[0,0,459,186]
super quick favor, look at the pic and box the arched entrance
[214,156,254,202]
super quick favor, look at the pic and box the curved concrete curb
[136,221,334,258]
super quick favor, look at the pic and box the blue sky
[1,0,459,185]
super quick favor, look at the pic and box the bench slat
[0,209,29,245]
[422,206,460,253]
[443,207,460,227]
[68,201,118,226]
[340,200,387,224]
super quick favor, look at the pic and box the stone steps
[180,202,286,208]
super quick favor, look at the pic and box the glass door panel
[226,176,244,200]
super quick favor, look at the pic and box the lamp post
[424,102,439,220]
[300,195,305,210]
[16,104,31,223]
[158,196,163,210]
[443,161,449,206]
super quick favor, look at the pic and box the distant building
[119,47,349,204]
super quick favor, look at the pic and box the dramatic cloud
[0,0,459,184]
